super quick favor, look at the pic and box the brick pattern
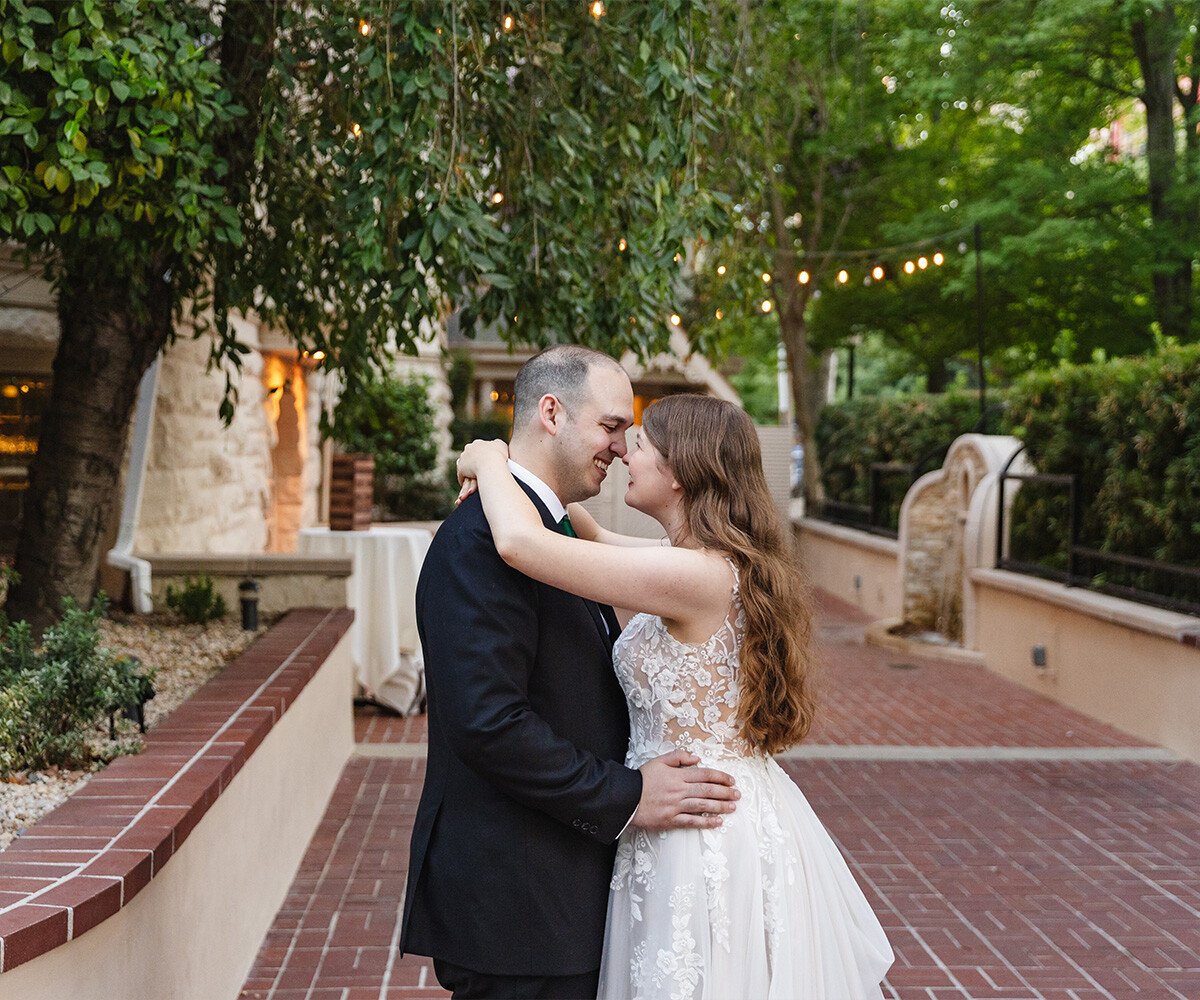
[0,608,353,974]
[243,594,1200,1000]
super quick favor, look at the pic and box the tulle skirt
[597,753,893,1000]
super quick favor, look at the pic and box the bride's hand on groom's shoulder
[631,750,740,832]
[455,439,509,505]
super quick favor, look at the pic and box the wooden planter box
[329,454,374,531]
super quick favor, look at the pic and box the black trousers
[433,958,600,1000]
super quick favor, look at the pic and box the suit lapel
[514,478,614,652]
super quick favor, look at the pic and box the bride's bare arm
[460,441,727,622]
[565,503,663,548]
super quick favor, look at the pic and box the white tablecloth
[298,525,433,714]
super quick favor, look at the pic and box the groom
[401,345,738,999]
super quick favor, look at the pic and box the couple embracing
[400,346,892,999]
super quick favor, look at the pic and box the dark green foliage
[816,391,984,506]
[446,350,474,418]
[326,372,453,521]
[164,575,227,624]
[449,415,511,452]
[0,596,153,773]
[1006,345,1200,568]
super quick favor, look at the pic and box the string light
[311,350,326,361]
[491,191,504,204]
[716,264,726,275]
[590,1,606,19]
[872,265,884,280]
[669,313,682,326]
[359,19,371,35]
[674,253,682,263]
[904,260,915,274]
[837,269,849,284]
[502,13,514,31]
[350,122,362,137]
[918,256,928,270]
[715,309,724,320]
[933,251,944,265]
[761,271,771,283]
[618,238,627,251]
[797,270,810,284]
[760,299,773,313]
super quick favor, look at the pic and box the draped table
[297,525,433,714]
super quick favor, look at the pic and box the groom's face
[552,365,634,504]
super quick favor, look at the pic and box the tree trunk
[926,358,950,393]
[778,308,825,507]
[1133,6,1193,340]
[5,267,171,634]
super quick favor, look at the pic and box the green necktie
[558,514,577,537]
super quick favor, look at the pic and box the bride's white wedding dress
[597,561,893,1000]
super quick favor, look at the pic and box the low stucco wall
[146,553,351,614]
[0,629,354,999]
[794,517,902,621]
[971,569,1200,762]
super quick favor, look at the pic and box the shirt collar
[507,459,567,523]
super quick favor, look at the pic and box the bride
[457,393,893,1000]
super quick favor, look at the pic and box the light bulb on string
[904,260,915,274]
[761,271,771,284]
[669,313,682,327]
[618,238,627,252]
[872,265,884,280]
[715,309,724,320]
[837,269,849,284]
[359,19,371,36]
[590,1,606,19]
[674,253,682,263]
[716,264,726,275]
[761,299,773,313]
[933,251,944,265]
[350,122,362,138]
[502,13,514,31]
[491,191,505,204]
[797,270,810,284]
[918,256,928,270]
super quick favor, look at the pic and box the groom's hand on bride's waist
[630,749,739,832]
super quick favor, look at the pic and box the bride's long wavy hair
[642,394,816,755]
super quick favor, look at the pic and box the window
[0,374,50,556]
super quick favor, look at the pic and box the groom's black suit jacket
[400,481,642,977]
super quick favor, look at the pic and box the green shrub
[165,575,227,624]
[325,371,456,520]
[450,415,511,451]
[1006,344,1200,567]
[816,390,984,505]
[0,596,154,774]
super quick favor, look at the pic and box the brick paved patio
[241,593,1200,1000]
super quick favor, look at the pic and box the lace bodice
[613,557,751,768]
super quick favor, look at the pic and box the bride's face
[622,428,679,516]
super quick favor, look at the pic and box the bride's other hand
[455,476,477,506]
[456,438,509,484]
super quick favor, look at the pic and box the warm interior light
[904,260,915,274]
[837,269,849,284]
[1,385,17,399]
[797,270,810,284]
[490,390,500,401]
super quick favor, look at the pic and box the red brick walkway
[240,593,1200,1000]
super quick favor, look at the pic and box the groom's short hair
[512,345,624,428]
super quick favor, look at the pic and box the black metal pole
[974,221,986,431]
[847,342,856,400]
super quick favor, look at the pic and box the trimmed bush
[0,596,153,774]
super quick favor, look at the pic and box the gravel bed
[0,612,277,851]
